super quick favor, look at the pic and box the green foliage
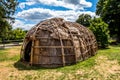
[0,27,27,43]
[0,0,18,19]
[89,18,110,48]
[0,19,12,41]
[10,28,27,40]
[96,0,120,42]
[76,14,110,48]
[0,0,18,41]
[76,14,92,27]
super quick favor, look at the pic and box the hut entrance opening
[24,40,32,62]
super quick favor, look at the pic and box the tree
[10,28,26,40]
[0,0,18,42]
[76,14,92,27]
[89,18,109,48]
[96,0,120,42]
[0,0,18,20]
[76,14,110,48]
[0,20,12,41]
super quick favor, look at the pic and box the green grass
[97,45,120,64]
[0,45,120,80]
[0,49,9,61]
[0,48,20,62]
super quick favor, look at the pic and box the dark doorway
[24,41,32,62]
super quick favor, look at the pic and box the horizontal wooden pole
[33,46,73,48]
[33,54,75,57]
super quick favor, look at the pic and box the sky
[13,0,98,30]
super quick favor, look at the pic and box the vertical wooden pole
[33,40,39,64]
[69,31,77,63]
[55,24,65,66]
[60,38,65,66]
[65,23,77,63]
[78,37,85,60]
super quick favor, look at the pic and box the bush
[89,18,110,48]
[10,28,26,40]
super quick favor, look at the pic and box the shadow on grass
[99,47,110,50]
[99,44,120,50]
[14,57,96,71]
[14,60,46,70]
[14,60,63,70]
[110,44,120,47]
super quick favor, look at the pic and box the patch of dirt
[0,60,63,80]
[0,61,37,80]
[0,61,15,80]
[76,70,84,75]
[0,61,14,68]
[0,68,63,80]
[94,56,120,78]
[39,71,63,80]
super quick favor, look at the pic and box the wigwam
[20,18,97,68]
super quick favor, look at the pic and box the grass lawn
[0,45,120,80]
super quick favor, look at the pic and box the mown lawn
[0,45,120,80]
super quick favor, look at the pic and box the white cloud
[15,0,94,30]
[16,8,53,22]
[16,8,96,22]
[64,0,92,9]
[19,0,92,10]
[12,20,34,30]
[14,8,96,30]
[19,2,36,9]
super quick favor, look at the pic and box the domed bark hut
[20,18,98,68]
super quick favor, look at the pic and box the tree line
[1,28,27,40]
[0,28,27,43]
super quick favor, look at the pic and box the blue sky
[13,0,98,30]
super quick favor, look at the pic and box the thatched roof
[25,18,94,40]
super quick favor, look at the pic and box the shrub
[89,18,110,48]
